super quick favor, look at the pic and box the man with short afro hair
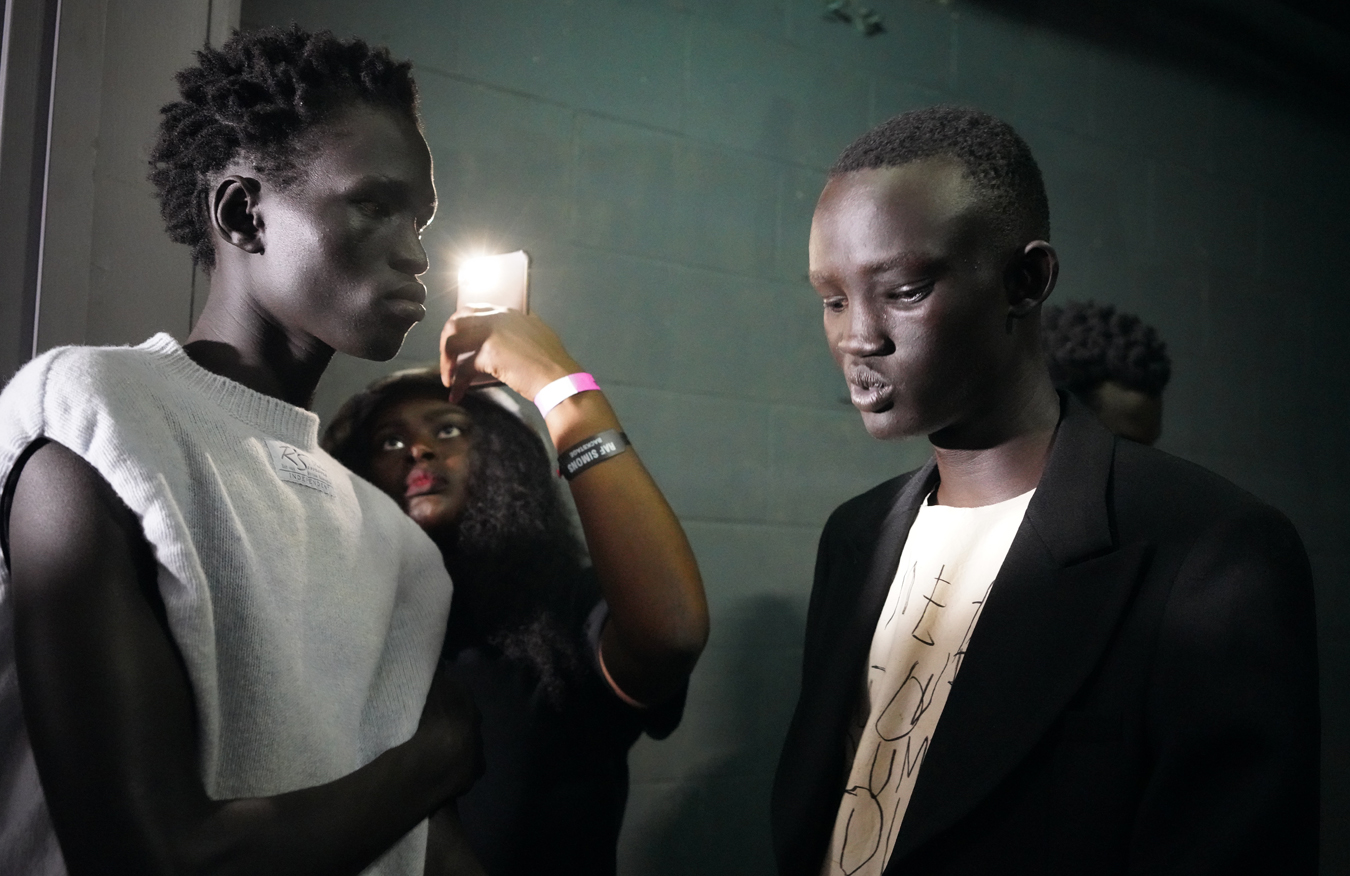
[830,104,1050,246]
[774,105,1317,875]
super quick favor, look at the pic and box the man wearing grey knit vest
[0,27,487,876]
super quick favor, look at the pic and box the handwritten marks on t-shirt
[822,490,1033,876]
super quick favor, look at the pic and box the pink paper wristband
[534,372,600,418]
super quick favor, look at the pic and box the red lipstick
[405,469,444,498]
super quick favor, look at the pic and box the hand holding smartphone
[452,250,530,389]
[456,250,529,314]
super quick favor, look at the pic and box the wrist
[558,429,630,480]
[388,730,457,809]
[409,718,479,804]
[533,371,599,418]
[544,391,622,450]
[520,358,580,400]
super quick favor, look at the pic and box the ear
[1004,240,1059,319]
[211,175,265,255]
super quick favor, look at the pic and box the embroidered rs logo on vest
[265,439,335,496]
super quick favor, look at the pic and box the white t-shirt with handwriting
[820,488,1035,876]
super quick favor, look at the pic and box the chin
[859,407,926,442]
[409,506,453,533]
[346,328,413,362]
[408,494,464,534]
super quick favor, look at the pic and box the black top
[446,569,685,875]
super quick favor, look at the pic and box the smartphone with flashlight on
[455,250,530,386]
[456,249,529,314]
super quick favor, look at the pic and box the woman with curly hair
[323,309,709,875]
[0,25,486,876]
[1041,300,1172,444]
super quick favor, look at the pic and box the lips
[386,280,426,302]
[382,283,428,322]
[405,468,446,498]
[846,366,895,412]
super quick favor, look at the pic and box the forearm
[438,311,709,701]
[425,804,487,876]
[10,440,468,876]
[165,670,482,876]
[545,391,708,703]
[28,625,463,876]
[175,736,456,876]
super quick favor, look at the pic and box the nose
[392,221,429,276]
[409,441,436,461]
[835,299,891,358]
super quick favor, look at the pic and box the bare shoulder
[8,439,148,595]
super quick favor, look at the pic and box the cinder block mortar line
[420,49,1287,196]
[600,377,866,415]
[414,64,847,175]
[561,239,817,287]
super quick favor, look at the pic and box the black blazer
[772,396,1319,875]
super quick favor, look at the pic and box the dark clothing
[447,570,684,876]
[772,395,1319,875]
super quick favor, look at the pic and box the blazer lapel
[886,397,1151,868]
[826,458,941,718]
[781,459,940,874]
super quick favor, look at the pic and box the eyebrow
[808,251,937,286]
[371,400,467,428]
[351,176,438,215]
[415,401,470,423]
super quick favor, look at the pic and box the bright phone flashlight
[456,250,529,312]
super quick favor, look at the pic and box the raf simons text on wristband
[558,429,630,481]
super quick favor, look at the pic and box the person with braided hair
[1041,300,1172,445]
[0,26,486,876]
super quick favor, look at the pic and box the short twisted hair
[1042,300,1171,397]
[149,25,419,269]
[831,105,1050,245]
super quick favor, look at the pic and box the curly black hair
[831,105,1050,245]
[149,25,420,269]
[323,369,587,707]
[1041,300,1171,397]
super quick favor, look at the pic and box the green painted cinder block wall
[240,2,1350,872]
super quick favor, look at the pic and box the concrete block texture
[230,1,1350,872]
[459,0,686,131]
[602,383,772,522]
[685,21,870,168]
[419,74,577,232]
[573,115,781,274]
[785,0,954,93]
[242,0,462,76]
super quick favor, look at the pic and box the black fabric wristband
[558,430,630,481]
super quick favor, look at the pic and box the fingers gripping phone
[455,250,529,387]
[456,250,529,313]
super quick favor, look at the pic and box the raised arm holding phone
[323,299,709,875]
[441,306,710,705]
